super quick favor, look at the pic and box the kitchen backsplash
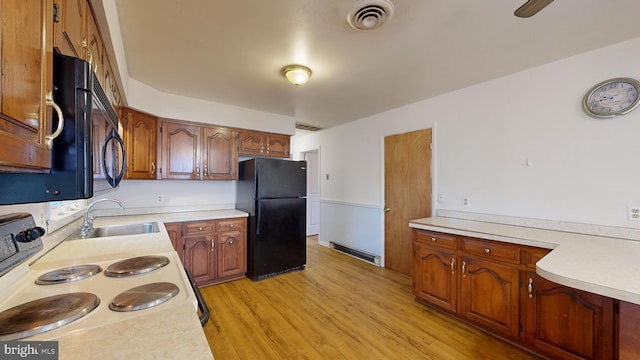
[437,210,640,241]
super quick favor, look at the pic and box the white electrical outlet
[629,206,640,221]
[156,195,164,204]
[437,193,445,203]
[462,197,470,206]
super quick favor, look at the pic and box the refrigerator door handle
[256,209,261,235]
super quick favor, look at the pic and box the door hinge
[519,323,523,332]
[53,3,60,22]
[519,278,523,287]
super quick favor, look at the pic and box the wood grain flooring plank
[201,238,543,359]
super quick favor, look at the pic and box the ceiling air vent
[347,0,395,31]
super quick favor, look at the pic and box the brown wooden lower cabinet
[413,229,624,360]
[617,301,640,359]
[165,218,246,287]
[524,272,614,360]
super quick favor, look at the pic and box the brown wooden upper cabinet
[124,108,158,179]
[238,130,290,158]
[0,0,55,172]
[160,120,238,180]
[53,0,87,59]
[86,11,104,85]
[53,0,124,122]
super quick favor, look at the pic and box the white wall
[291,37,640,258]
[97,180,236,210]
[127,79,296,135]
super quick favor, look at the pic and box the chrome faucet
[80,198,125,238]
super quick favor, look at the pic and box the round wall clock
[582,77,640,118]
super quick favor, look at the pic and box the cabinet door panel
[161,122,200,179]
[203,127,237,180]
[266,134,289,158]
[165,222,184,264]
[413,243,457,312]
[217,231,246,279]
[238,131,264,156]
[459,256,520,339]
[53,0,86,58]
[184,236,215,284]
[0,0,53,171]
[524,273,614,360]
[125,109,157,179]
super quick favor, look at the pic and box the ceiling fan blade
[514,0,554,18]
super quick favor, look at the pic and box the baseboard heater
[330,242,381,266]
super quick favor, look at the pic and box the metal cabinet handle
[195,166,200,178]
[528,277,533,298]
[431,237,437,242]
[484,248,490,254]
[150,161,155,175]
[228,237,235,245]
[266,144,270,154]
[450,258,455,274]
[211,238,214,252]
[204,164,208,177]
[461,261,466,278]
[229,224,234,228]
[198,226,203,231]
[45,91,64,149]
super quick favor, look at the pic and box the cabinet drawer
[184,220,216,235]
[414,230,458,250]
[217,218,246,232]
[461,237,520,264]
[521,247,551,270]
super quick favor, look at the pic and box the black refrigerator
[236,158,307,281]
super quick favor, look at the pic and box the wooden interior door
[384,128,432,275]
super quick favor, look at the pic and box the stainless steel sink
[68,222,160,239]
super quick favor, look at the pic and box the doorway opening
[302,149,320,237]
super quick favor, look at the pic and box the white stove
[0,214,199,341]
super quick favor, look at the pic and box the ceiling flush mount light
[281,65,312,85]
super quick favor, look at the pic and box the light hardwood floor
[200,238,543,360]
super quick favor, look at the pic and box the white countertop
[409,217,640,305]
[20,209,248,360]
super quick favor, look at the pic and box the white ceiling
[114,0,640,130]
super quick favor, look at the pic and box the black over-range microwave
[0,53,126,205]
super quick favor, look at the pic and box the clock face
[583,78,640,118]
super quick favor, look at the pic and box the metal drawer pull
[484,248,490,254]
[528,278,533,298]
[45,91,65,149]
[198,226,203,231]
[229,224,234,228]
[461,261,466,278]
[450,258,455,274]
[431,237,437,242]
